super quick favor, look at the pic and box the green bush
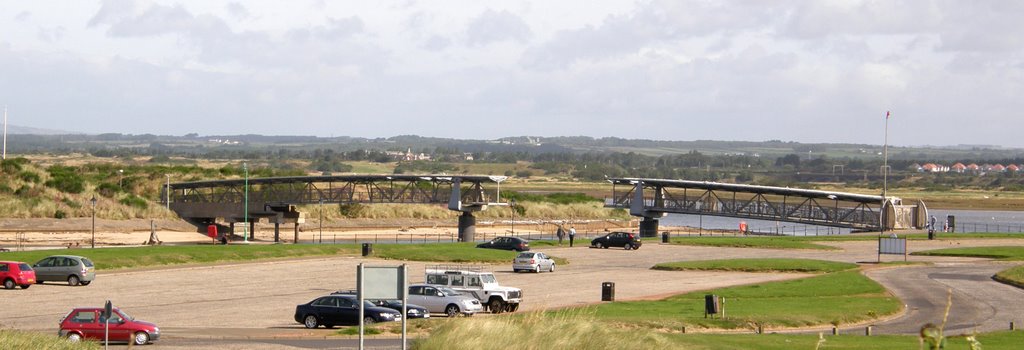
[96,182,121,198]
[45,165,86,194]
[338,203,365,218]
[54,209,67,219]
[119,195,149,209]
[19,171,41,183]
[0,183,12,194]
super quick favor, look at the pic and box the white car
[407,284,483,317]
[513,252,555,273]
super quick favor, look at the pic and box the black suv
[476,236,530,251]
[591,232,642,250]
[294,295,402,329]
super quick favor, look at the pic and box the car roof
[0,261,28,264]
[42,255,87,259]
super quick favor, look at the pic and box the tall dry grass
[412,311,673,350]
[0,329,99,350]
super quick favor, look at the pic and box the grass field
[652,259,857,273]
[0,243,552,270]
[668,236,838,250]
[580,270,899,329]
[665,332,1021,350]
[911,246,1024,260]
[994,265,1024,288]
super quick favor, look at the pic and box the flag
[886,111,890,119]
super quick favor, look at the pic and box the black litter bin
[662,232,670,243]
[362,243,373,256]
[705,294,719,315]
[947,215,956,233]
[601,282,615,301]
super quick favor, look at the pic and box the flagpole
[881,111,890,236]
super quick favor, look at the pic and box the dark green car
[33,255,96,286]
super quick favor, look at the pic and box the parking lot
[1,238,1019,346]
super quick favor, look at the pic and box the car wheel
[67,333,82,342]
[549,264,555,273]
[80,281,91,286]
[489,299,505,314]
[595,242,604,249]
[133,331,150,345]
[445,304,460,317]
[3,279,14,290]
[624,243,633,250]
[20,284,30,289]
[363,317,375,325]
[67,275,80,286]
[534,265,540,273]
[303,315,320,329]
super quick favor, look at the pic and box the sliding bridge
[165,175,507,242]
[606,178,927,237]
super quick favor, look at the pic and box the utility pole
[2,105,7,160]
[243,162,249,242]
[881,111,890,237]
[165,174,171,210]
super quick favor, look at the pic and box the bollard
[1012,321,1017,331]
[865,326,872,336]
[681,326,686,334]
[757,324,763,334]
[832,327,838,335]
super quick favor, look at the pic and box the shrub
[338,203,366,218]
[0,184,11,194]
[45,165,86,194]
[515,170,532,178]
[19,171,41,183]
[54,210,67,219]
[119,195,149,209]
[96,182,121,198]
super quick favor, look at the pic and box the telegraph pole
[881,111,890,237]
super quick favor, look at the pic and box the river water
[659,209,1024,235]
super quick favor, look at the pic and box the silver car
[33,255,96,286]
[513,252,555,273]
[407,284,482,317]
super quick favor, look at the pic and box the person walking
[568,226,576,247]
[556,226,565,245]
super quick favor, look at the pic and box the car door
[610,233,625,247]
[102,310,131,341]
[407,286,431,311]
[68,310,101,340]
[33,258,53,281]
[420,286,443,312]
[334,297,359,325]
[539,253,552,269]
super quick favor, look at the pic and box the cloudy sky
[1,1,1022,147]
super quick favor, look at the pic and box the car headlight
[379,313,394,319]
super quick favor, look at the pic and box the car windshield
[117,309,134,321]
[18,263,31,271]
[82,258,94,268]
[363,301,378,308]
[439,287,461,296]
[516,252,533,258]
[481,274,496,284]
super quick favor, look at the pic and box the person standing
[556,226,565,245]
[568,226,576,247]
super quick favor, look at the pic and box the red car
[0,261,36,289]
[59,307,160,345]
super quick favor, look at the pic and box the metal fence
[953,222,1024,234]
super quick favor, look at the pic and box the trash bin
[705,294,719,315]
[947,215,955,233]
[601,282,615,301]
[661,231,670,243]
[928,230,935,240]
[362,243,373,256]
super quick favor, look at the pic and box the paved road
[865,262,1024,335]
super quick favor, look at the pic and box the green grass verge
[0,243,565,271]
[994,265,1024,289]
[580,271,899,330]
[0,329,99,350]
[652,258,857,273]
[911,246,1024,260]
[668,237,838,250]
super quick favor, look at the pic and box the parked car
[33,255,96,286]
[513,252,555,273]
[476,236,530,251]
[591,232,643,250]
[294,295,402,329]
[329,290,431,319]
[368,299,431,319]
[424,267,522,314]
[0,261,36,289]
[407,284,483,317]
[59,307,159,345]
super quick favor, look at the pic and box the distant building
[992,164,1006,172]
[1007,164,1020,172]
[951,163,967,173]
[967,164,980,172]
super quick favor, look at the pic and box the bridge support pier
[294,223,299,244]
[249,221,255,240]
[458,212,476,242]
[639,217,659,238]
[274,222,280,243]
[229,222,235,239]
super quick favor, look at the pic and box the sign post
[102,300,112,350]
[357,264,408,350]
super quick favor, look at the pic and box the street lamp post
[510,199,516,237]
[118,169,123,189]
[243,162,249,243]
[90,196,97,249]
[165,174,170,210]
[319,197,324,244]
[881,111,890,237]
